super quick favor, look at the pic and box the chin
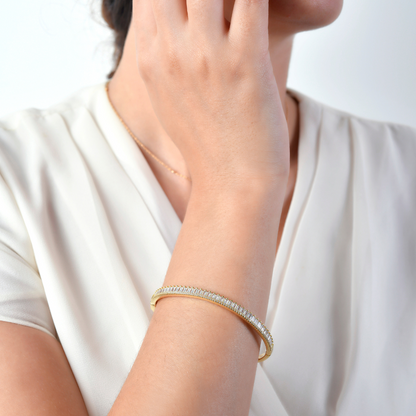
[269,0,344,32]
[225,0,343,34]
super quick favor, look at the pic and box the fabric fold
[1,82,415,415]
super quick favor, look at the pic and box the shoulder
[324,103,416,174]
[0,83,105,144]
[326,102,416,149]
[0,82,105,137]
[289,88,416,168]
[0,83,106,182]
[289,89,416,217]
[290,90,416,150]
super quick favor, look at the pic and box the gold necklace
[105,81,289,183]
[105,82,191,182]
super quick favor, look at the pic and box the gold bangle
[150,285,274,362]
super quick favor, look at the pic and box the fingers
[229,0,270,49]
[136,0,226,41]
[134,0,269,59]
[133,0,157,48]
[136,0,267,50]
[150,0,187,34]
[186,0,226,35]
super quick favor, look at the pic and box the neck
[108,27,299,179]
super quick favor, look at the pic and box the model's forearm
[165,179,285,318]
[109,178,287,416]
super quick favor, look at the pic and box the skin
[0,0,343,415]
[109,0,343,251]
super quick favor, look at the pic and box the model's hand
[133,0,289,187]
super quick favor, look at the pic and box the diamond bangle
[150,285,274,362]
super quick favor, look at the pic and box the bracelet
[150,285,274,362]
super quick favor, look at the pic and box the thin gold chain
[105,81,289,183]
[105,82,191,182]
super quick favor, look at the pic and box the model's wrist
[190,173,288,205]
[185,176,287,236]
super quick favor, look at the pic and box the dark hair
[101,0,132,78]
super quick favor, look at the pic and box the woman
[0,0,415,415]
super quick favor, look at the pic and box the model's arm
[112,0,290,409]
[0,322,90,416]
[108,1,289,411]
[109,178,286,415]
[0,0,291,414]
[0,178,285,416]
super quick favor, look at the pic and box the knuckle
[163,41,182,76]
[226,49,250,81]
[150,0,164,16]
[136,54,154,83]
[229,39,269,75]
[192,47,212,80]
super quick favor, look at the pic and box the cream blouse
[0,83,415,416]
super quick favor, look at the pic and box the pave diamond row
[152,285,274,358]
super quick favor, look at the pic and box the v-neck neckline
[265,87,323,332]
[96,82,182,255]
[97,82,322,331]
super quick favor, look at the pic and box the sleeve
[0,170,58,339]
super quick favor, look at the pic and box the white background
[1,0,415,128]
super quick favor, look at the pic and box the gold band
[150,285,274,362]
